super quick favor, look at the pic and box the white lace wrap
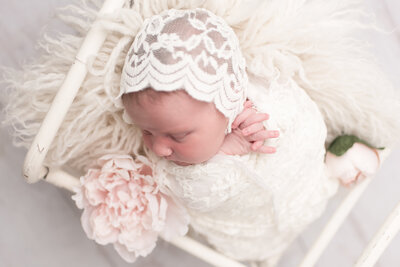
[143,77,339,263]
[120,8,248,133]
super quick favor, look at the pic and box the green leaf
[327,135,384,156]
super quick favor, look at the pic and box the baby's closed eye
[141,129,191,142]
[170,132,191,142]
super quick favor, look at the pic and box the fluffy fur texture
[2,0,400,174]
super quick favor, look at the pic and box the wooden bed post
[22,0,126,184]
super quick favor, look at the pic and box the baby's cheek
[173,142,192,156]
[193,135,220,160]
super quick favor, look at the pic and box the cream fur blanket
[2,0,400,175]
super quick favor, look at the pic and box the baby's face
[123,89,228,166]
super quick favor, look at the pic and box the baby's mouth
[166,157,192,166]
[174,161,192,166]
[164,155,193,166]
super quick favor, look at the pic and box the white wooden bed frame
[21,0,400,266]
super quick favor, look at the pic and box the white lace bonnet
[120,8,248,133]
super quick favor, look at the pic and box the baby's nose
[152,137,172,157]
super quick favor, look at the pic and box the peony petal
[340,168,361,185]
[139,165,153,176]
[113,242,138,263]
[84,169,102,182]
[71,186,84,209]
[347,143,380,175]
[326,151,355,181]
[141,210,153,229]
[114,169,131,181]
[99,174,126,191]
[116,190,130,203]
[100,159,114,171]
[90,206,119,245]
[325,143,380,185]
[121,214,140,232]
[118,229,158,255]
[84,180,107,206]
[141,185,156,193]
[74,154,163,263]
[113,158,137,171]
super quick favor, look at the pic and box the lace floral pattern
[148,78,339,261]
[120,8,248,133]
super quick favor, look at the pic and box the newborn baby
[119,8,338,266]
[122,88,279,167]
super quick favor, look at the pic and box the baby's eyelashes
[141,129,190,142]
[169,132,190,142]
[170,136,184,142]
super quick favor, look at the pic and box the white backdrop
[0,0,399,266]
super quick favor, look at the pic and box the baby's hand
[232,100,279,153]
[218,100,279,156]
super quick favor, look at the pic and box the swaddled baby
[120,8,338,266]
[122,89,278,166]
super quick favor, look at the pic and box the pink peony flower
[325,143,381,186]
[72,154,189,263]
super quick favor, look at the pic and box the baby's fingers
[257,145,277,154]
[243,100,253,109]
[242,123,264,136]
[246,130,280,141]
[241,113,272,135]
[251,141,276,153]
[232,108,256,129]
[251,141,263,151]
[240,113,269,130]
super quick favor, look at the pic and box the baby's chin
[171,158,213,166]
[172,161,192,166]
[166,154,216,166]
[168,157,204,166]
